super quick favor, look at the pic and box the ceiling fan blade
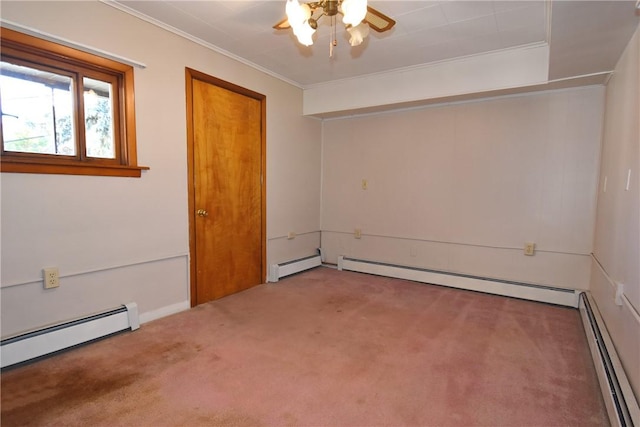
[273,17,291,30]
[364,6,395,32]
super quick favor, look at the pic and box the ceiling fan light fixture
[286,0,316,46]
[341,0,367,27]
[285,0,308,24]
[347,22,369,47]
[276,0,394,54]
[293,21,316,46]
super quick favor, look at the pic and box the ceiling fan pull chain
[329,15,335,57]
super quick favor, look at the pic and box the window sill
[1,158,150,177]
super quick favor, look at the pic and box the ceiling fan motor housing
[324,0,339,16]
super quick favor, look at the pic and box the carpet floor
[1,267,608,426]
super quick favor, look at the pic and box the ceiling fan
[273,0,396,55]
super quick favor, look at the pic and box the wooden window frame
[0,27,148,177]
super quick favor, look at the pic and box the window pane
[83,77,114,159]
[1,61,76,155]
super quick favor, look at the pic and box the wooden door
[186,68,266,305]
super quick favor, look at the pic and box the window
[0,28,148,177]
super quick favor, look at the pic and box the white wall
[0,1,321,337]
[591,24,640,398]
[321,86,604,290]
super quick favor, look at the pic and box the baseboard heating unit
[1,303,139,369]
[337,256,580,307]
[579,292,639,427]
[269,254,322,282]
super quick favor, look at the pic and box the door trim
[185,67,267,307]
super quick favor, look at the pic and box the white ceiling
[107,0,638,89]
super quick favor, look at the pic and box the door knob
[196,209,209,217]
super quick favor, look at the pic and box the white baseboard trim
[1,303,139,368]
[139,301,190,325]
[268,254,322,282]
[337,256,580,307]
[579,292,639,427]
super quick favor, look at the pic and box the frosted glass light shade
[341,0,367,27]
[347,22,369,46]
[293,22,316,46]
[286,0,315,46]
[286,0,305,27]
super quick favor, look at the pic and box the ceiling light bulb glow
[347,22,369,46]
[341,0,367,27]
[286,0,315,46]
[293,22,316,46]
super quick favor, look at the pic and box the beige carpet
[1,267,608,426]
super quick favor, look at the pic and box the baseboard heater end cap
[268,264,280,283]
[269,255,322,282]
[124,302,140,330]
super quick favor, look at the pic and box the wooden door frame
[185,67,267,307]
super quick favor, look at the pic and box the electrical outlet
[43,267,60,289]
[287,231,296,240]
[524,243,536,256]
[354,228,362,239]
